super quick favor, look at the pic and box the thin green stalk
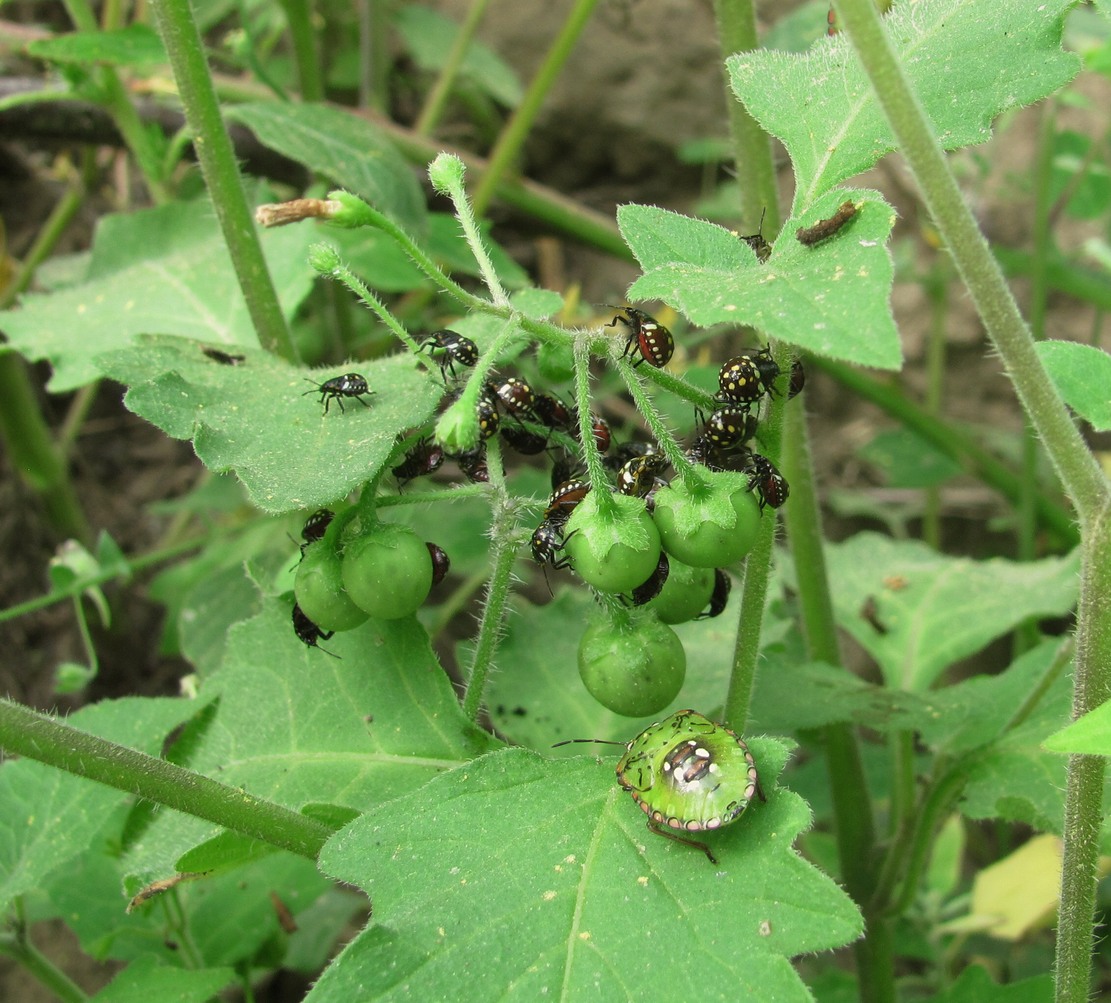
[277,0,324,102]
[429,154,509,306]
[322,193,492,313]
[150,0,298,362]
[922,262,948,550]
[0,535,205,624]
[832,0,1105,520]
[876,764,965,918]
[811,357,1079,547]
[1055,519,1111,1003]
[572,335,613,512]
[0,154,92,540]
[0,930,87,1003]
[414,0,491,136]
[460,441,523,721]
[711,0,780,234]
[319,257,426,357]
[721,512,775,733]
[615,360,690,474]
[0,355,91,543]
[471,0,601,216]
[781,403,890,1001]
[0,700,336,860]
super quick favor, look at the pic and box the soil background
[1,0,1106,998]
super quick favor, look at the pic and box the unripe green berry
[564,492,662,594]
[652,471,762,568]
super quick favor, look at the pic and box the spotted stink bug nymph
[555,709,764,864]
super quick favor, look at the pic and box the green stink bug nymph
[556,709,765,864]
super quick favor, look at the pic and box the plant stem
[460,441,522,721]
[0,154,94,542]
[572,335,613,513]
[721,513,774,732]
[712,0,780,234]
[430,154,509,306]
[833,0,1106,521]
[0,929,87,1003]
[781,402,891,1000]
[0,699,336,860]
[470,0,601,216]
[0,356,92,544]
[0,534,204,624]
[277,0,324,102]
[811,357,1079,548]
[414,0,491,136]
[1055,520,1111,1003]
[150,0,298,362]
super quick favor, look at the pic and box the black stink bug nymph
[302,373,375,414]
[555,709,765,864]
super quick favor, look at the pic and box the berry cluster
[291,307,802,716]
[291,505,450,654]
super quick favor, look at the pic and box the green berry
[564,492,662,594]
[295,543,369,633]
[578,615,686,717]
[644,560,716,624]
[651,471,761,568]
[341,523,433,620]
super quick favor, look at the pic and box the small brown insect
[796,200,858,246]
[860,595,888,635]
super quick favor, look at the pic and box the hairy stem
[150,0,298,361]
[0,700,335,859]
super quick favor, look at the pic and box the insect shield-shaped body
[715,355,767,409]
[746,453,790,511]
[608,306,674,369]
[392,437,445,486]
[302,373,375,414]
[291,603,339,657]
[616,710,763,864]
[418,329,478,382]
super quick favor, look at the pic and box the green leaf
[226,103,427,238]
[915,642,1076,831]
[622,196,902,369]
[175,830,277,873]
[1043,697,1111,755]
[728,0,1079,205]
[825,534,1078,691]
[392,6,522,107]
[122,600,496,883]
[90,955,236,1003]
[26,24,166,69]
[927,964,1053,1003]
[96,335,443,513]
[2,199,315,392]
[0,697,200,914]
[47,843,333,968]
[1035,340,1111,431]
[750,657,922,733]
[313,744,861,1001]
[858,427,962,488]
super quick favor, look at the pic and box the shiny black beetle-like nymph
[302,373,375,414]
